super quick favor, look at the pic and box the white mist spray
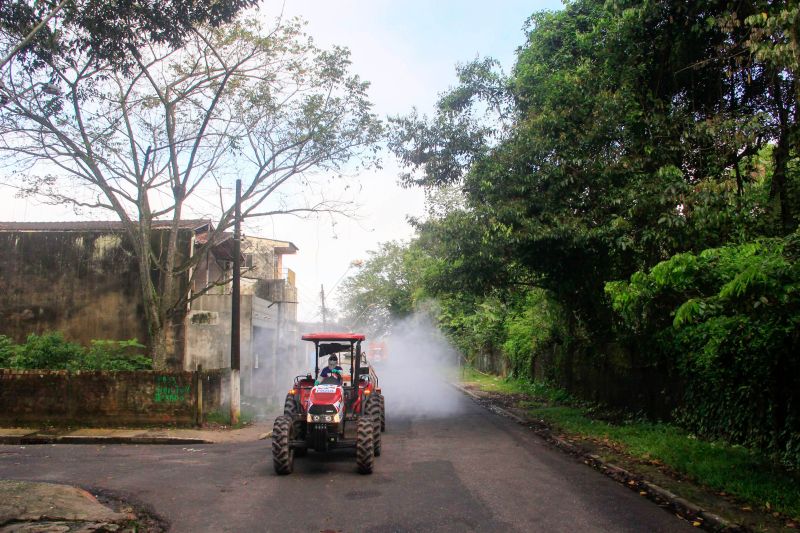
[369,311,465,419]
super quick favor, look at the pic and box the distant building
[0,220,303,399]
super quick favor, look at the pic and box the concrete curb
[0,433,212,445]
[452,383,746,533]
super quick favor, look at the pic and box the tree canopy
[0,0,257,71]
[0,14,382,366]
[340,0,800,467]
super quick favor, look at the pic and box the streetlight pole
[230,179,242,426]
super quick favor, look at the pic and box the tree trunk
[770,134,792,235]
[133,228,169,370]
[770,75,795,235]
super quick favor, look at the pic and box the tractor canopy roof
[317,343,352,357]
[301,332,366,342]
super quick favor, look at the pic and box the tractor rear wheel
[365,396,382,457]
[379,395,386,432]
[356,416,374,475]
[272,415,294,475]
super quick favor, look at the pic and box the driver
[319,355,344,383]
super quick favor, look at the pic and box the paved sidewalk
[0,422,272,445]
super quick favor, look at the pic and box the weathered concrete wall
[468,340,681,420]
[0,232,144,344]
[0,229,192,369]
[0,369,226,427]
[533,343,682,420]
[185,294,304,403]
[185,294,278,398]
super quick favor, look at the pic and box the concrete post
[230,369,240,426]
[195,364,203,427]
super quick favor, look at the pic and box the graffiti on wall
[154,375,191,403]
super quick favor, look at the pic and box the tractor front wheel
[379,394,386,432]
[365,396,382,457]
[283,394,306,455]
[356,416,374,475]
[283,394,298,416]
[272,415,294,475]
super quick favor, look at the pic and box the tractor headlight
[307,413,313,423]
[333,413,340,423]
[324,415,332,422]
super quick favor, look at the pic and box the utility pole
[320,284,327,329]
[230,179,242,426]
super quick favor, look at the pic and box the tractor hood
[308,383,344,409]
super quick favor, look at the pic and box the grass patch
[462,368,800,520]
[204,409,254,429]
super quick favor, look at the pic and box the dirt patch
[91,488,168,533]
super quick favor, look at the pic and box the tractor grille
[309,405,337,415]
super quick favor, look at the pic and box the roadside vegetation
[337,0,800,497]
[0,333,152,371]
[463,369,800,523]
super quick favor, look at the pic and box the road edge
[451,382,746,533]
[0,434,211,445]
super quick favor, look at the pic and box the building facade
[0,221,303,400]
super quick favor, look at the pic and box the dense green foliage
[0,333,152,371]
[340,0,800,469]
[1,0,256,72]
[607,234,800,466]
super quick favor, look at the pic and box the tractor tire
[283,394,306,456]
[379,395,386,432]
[372,414,382,457]
[356,416,374,475]
[365,396,382,457]
[283,394,298,416]
[272,415,294,475]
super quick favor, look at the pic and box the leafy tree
[390,0,799,340]
[0,0,256,72]
[378,1,800,461]
[0,17,382,367]
[339,241,423,336]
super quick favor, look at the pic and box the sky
[0,0,563,322]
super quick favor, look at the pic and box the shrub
[0,333,152,371]
[606,234,800,467]
[67,339,152,371]
[10,332,85,369]
[0,335,13,367]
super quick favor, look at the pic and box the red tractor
[272,333,385,475]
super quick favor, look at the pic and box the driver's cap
[328,355,338,363]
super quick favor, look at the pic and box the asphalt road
[0,390,694,532]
